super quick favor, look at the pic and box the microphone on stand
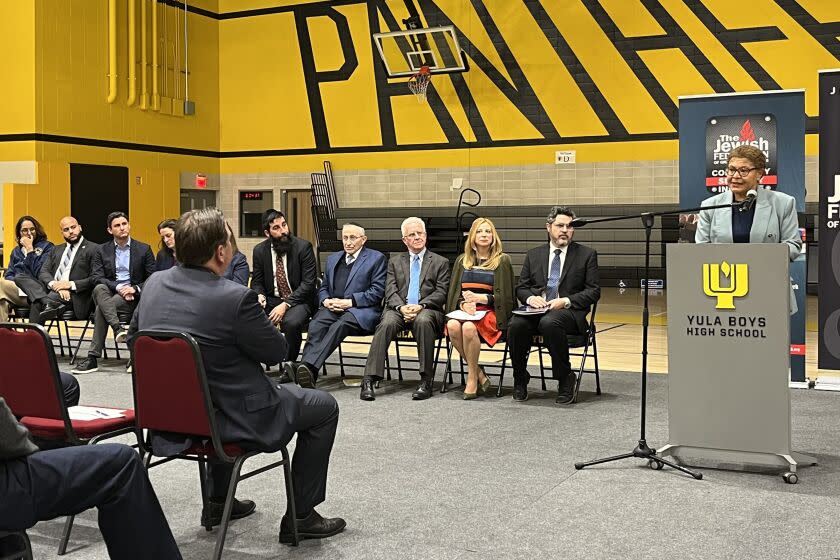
[570,217,588,228]
[739,190,757,212]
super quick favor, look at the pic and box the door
[70,164,129,244]
[180,189,217,214]
[285,190,317,249]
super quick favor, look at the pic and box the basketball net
[408,66,432,103]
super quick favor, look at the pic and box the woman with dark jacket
[155,219,178,272]
[222,222,250,286]
[0,216,54,322]
[445,217,514,400]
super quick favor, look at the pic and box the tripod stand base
[574,439,703,480]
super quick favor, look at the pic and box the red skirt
[446,307,501,347]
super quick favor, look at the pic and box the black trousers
[507,309,580,386]
[0,444,181,559]
[207,384,339,515]
[300,308,364,374]
[60,372,80,407]
[364,308,443,380]
[264,296,310,363]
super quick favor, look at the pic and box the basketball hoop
[408,66,432,103]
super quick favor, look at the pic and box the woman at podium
[696,145,801,312]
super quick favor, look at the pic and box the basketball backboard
[373,25,467,78]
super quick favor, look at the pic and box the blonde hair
[463,217,503,270]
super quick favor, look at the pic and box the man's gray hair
[546,206,576,223]
[400,217,426,236]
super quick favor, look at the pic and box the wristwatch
[563,299,571,309]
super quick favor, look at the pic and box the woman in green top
[446,218,514,399]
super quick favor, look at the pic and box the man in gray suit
[361,217,450,401]
[129,208,345,542]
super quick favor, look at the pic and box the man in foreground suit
[360,217,450,401]
[294,223,387,388]
[0,397,182,559]
[508,206,600,404]
[13,216,97,324]
[73,212,155,374]
[130,208,345,541]
[251,209,317,366]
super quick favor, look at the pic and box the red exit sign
[240,192,263,200]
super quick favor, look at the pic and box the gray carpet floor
[25,355,840,560]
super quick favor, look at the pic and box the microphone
[739,190,757,212]
[569,218,588,228]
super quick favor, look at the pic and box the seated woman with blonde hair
[445,218,514,399]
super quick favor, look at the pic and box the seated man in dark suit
[508,206,600,405]
[251,209,317,367]
[72,212,155,374]
[13,216,98,325]
[130,208,345,540]
[0,397,181,559]
[293,223,387,388]
[361,217,450,401]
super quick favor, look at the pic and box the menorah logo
[703,261,749,309]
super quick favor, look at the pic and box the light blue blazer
[696,188,801,313]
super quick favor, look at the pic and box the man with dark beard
[251,209,317,370]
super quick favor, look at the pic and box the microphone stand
[573,198,749,479]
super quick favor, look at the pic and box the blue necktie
[546,249,562,300]
[407,254,421,305]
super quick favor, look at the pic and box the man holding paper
[508,206,600,404]
[361,217,450,401]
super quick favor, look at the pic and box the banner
[817,70,840,376]
[678,91,807,384]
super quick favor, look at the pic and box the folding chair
[497,302,601,401]
[0,531,33,560]
[131,330,298,560]
[0,323,136,556]
[388,330,448,387]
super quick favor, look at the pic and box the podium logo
[703,261,749,309]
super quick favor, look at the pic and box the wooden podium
[658,244,815,483]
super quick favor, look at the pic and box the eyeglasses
[725,167,758,177]
[550,223,574,231]
[342,235,364,242]
[403,232,426,239]
[19,227,36,234]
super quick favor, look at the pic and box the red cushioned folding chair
[0,323,136,556]
[130,330,298,560]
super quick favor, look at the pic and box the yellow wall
[0,2,35,137]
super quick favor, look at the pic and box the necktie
[275,254,292,300]
[407,254,421,305]
[55,245,75,281]
[546,248,562,300]
[346,253,356,266]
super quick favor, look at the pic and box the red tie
[275,254,292,300]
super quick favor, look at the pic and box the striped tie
[55,245,75,280]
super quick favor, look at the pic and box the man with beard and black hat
[251,209,317,372]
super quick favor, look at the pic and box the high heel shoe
[477,366,492,395]
[463,391,478,400]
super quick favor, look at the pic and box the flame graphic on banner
[739,120,756,142]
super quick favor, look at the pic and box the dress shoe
[296,363,317,388]
[200,498,257,529]
[412,378,433,400]
[38,302,67,323]
[512,384,529,402]
[360,377,376,401]
[463,390,478,400]
[478,366,492,395]
[279,509,346,543]
[277,361,296,384]
[555,374,576,406]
